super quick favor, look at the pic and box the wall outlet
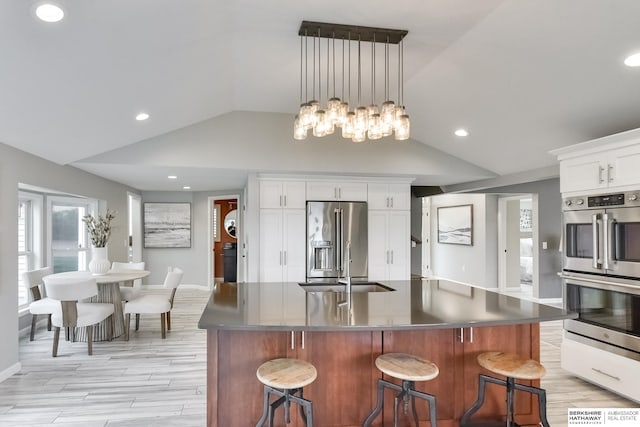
[542,241,548,250]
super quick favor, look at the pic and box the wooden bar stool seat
[364,353,439,427]
[461,351,550,427]
[255,358,316,427]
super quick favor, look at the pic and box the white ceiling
[2,0,640,191]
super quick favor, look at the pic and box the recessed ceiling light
[183,186,191,190]
[35,3,64,23]
[624,52,640,67]
[454,129,469,137]
[136,112,150,121]
[168,175,177,180]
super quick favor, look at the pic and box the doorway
[208,195,240,287]
[498,194,538,297]
[127,192,142,263]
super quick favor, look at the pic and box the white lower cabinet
[368,210,410,281]
[561,337,640,402]
[259,209,306,282]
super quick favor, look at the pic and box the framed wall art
[437,204,473,246]
[143,202,191,248]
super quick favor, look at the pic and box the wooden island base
[206,324,542,427]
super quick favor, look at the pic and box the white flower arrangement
[82,209,116,248]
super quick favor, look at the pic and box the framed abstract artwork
[437,204,473,245]
[143,202,191,248]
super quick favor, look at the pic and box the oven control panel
[564,191,640,210]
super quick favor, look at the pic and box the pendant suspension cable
[385,35,389,100]
[341,37,345,100]
[312,31,316,101]
[357,34,361,106]
[332,32,336,98]
[305,30,308,102]
[299,34,303,104]
[397,39,401,105]
[317,28,321,104]
[371,33,375,104]
[326,37,330,102]
[348,32,351,105]
[400,39,404,106]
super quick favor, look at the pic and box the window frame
[18,191,44,308]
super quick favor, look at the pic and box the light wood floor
[1,288,636,426]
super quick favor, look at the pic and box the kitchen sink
[298,282,394,293]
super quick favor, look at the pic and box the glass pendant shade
[366,104,379,119]
[335,101,349,127]
[313,110,328,137]
[352,128,366,143]
[368,114,383,140]
[293,115,307,140]
[354,106,368,133]
[381,101,395,124]
[393,105,406,130]
[327,97,341,124]
[342,111,355,138]
[394,114,410,140]
[299,103,314,130]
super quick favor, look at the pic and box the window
[49,198,94,273]
[18,192,43,307]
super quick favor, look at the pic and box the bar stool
[460,351,550,427]
[364,353,439,427]
[255,358,317,427]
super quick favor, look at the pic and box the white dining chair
[23,266,57,341]
[44,276,115,357]
[111,261,145,301]
[124,267,183,340]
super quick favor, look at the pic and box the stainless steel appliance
[306,201,367,281]
[563,273,640,360]
[563,190,640,278]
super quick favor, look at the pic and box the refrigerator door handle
[335,208,342,272]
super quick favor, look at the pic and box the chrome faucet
[338,240,352,296]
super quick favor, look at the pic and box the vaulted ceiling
[2,1,639,191]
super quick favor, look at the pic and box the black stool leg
[506,376,516,427]
[407,383,438,427]
[460,374,493,425]
[256,385,271,427]
[363,379,402,426]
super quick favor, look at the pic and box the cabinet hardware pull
[291,331,295,350]
[390,250,394,264]
[598,166,605,184]
[390,197,393,208]
[386,197,389,208]
[602,213,610,270]
[284,195,287,207]
[469,327,474,343]
[280,251,283,266]
[460,328,464,343]
[592,214,601,270]
[591,368,620,381]
[301,331,305,349]
[608,164,614,183]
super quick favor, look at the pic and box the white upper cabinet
[367,183,411,210]
[553,128,640,195]
[368,210,411,281]
[306,181,367,201]
[260,180,306,209]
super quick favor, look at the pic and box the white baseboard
[142,284,211,290]
[0,362,21,383]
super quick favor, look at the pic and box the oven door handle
[592,213,602,269]
[603,213,610,270]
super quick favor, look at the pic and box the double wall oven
[562,190,640,359]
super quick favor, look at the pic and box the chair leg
[161,313,166,339]
[166,311,171,331]
[87,326,93,356]
[30,315,37,341]
[125,314,131,341]
[107,315,113,341]
[52,327,60,357]
[47,314,52,331]
[135,313,140,331]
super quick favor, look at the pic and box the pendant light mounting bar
[299,21,407,45]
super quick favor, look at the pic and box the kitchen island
[198,279,575,427]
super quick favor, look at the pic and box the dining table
[43,269,150,341]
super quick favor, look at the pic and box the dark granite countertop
[197,279,576,331]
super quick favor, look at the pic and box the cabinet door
[283,181,306,209]
[259,210,284,282]
[610,144,640,189]
[388,210,410,280]
[283,209,306,283]
[260,181,285,209]
[299,331,378,427]
[367,183,391,209]
[338,182,368,201]
[461,324,539,426]
[560,154,607,194]
[306,181,338,200]
[214,330,291,426]
[387,183,411,210]
[382,329,459,425]
[368,210,389,281]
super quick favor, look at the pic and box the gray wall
[1,142,136,379]
[141,189,244,286]
[476,178,562,298]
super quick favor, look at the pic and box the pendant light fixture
[295,21,410,142]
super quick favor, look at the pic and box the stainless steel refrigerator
[306,201,368,281]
